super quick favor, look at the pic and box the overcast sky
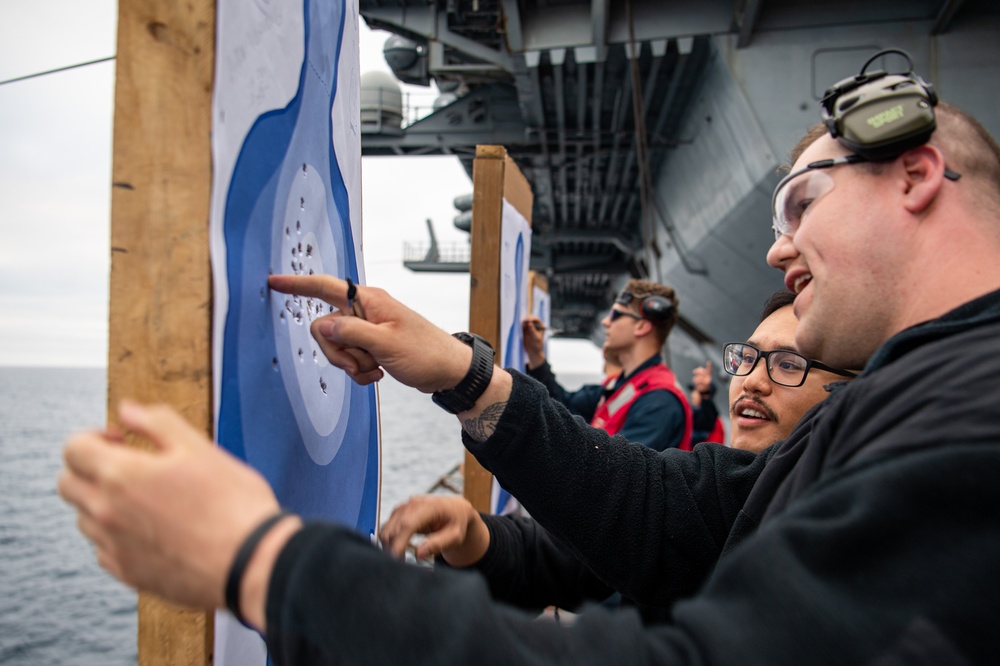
[0,0,602,374]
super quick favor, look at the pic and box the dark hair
[759,289,796,323]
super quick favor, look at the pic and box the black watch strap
[432,333,495,414]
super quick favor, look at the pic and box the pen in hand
[345,277,366,319]
[530,321,563,335]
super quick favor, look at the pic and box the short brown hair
[620,279,679,345]
[783,124,828,174]
[931,102,1000,215]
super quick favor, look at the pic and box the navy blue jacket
[527,354,687,451]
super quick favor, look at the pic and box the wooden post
[108,0,215,664]
[528,270,549,313]
[465,145,533,512]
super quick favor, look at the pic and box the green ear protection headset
[820,49,938,160]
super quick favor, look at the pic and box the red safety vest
[707,417,726,446]
[591,364,693,451]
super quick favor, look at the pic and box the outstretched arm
[62,400,998,665]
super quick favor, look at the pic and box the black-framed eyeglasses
[608,308,642,323]
[723,342,857,388]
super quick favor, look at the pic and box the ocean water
[0,366,598,664]
[0,367,136,665]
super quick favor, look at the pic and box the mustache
[730,395,779,423]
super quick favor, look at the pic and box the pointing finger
[269,274,348,310]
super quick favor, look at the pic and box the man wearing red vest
[521,279,692,452]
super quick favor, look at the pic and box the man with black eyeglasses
[521,278,693,452]
[723,289,855,452]
[690,288,857,451]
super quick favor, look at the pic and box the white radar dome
[360,70,403,130]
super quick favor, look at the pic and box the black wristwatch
[431,333,495,414]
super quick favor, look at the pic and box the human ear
[899,144,947,215]
[634,319,654,338]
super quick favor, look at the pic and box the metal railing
[403,241,470,265]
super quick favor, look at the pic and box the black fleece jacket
[266,289,1000,665]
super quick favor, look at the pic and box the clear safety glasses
[771,153,961,240]
[771,155,869,241]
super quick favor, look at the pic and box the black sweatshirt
[266,289,1000,665]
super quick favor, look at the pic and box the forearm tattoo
[461,401,508,442]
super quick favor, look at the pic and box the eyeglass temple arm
[812,360,858,378]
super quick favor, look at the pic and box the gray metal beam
[587,57,606,226]
[932,0,966,35]
[735,0,762,49]
[543,230,639,254]
[552,254,630,273]
[432,12,514,73]
[591,0,608,62]
[574,56,589,227]
[499,0,524,52]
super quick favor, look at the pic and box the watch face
[455,332,493,350]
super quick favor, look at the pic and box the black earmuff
[639,295,673,321]
[616,290,674,322]
[820,49,938,161]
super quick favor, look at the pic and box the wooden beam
[465,145,533,513]
[528,270,549,312]
[108,0,215,664]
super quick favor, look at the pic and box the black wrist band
[431,333,495,414]
[225,510,291,628]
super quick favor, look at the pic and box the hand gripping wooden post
[465,145,534,513]
[108,0,215,663]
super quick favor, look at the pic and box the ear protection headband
[820,49,938,161]
[616,291,674,322]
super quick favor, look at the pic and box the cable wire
[0,56,116,88]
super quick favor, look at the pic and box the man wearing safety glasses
[521,279,693,452]
[61,56,1000,664]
